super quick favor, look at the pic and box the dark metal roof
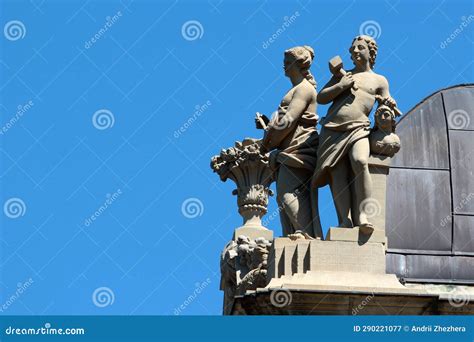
[386,84,474,283]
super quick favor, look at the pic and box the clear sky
[0,0,472,315]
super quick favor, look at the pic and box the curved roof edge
[398,83,474,124]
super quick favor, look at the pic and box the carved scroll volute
[211,138,274,229]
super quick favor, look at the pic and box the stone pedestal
[326,227,387,245]
[266,237,402,288]
[367,154,391,233]
[232,289,474,315]
[233,226,273,241]
[211,139,276,314]
[267,238,383,278]
[229,236,452,315]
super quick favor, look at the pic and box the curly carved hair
[284,45,317,87]
[349,35,378,68]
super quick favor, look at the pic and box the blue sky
[0,0,472,315]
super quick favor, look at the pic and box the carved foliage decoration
[220,235,272,314]
[211,138,275,225]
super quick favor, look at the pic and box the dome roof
[386,84,474,283]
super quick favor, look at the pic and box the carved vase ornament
[211,138,274,230]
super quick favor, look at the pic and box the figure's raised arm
[377,76,397,109]
[317,74,353,104]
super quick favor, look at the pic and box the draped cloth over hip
[264,104,321,237]
[265,104,319,172]
[312,119,371,187]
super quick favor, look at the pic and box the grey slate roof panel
[453,215,474,254]
[390,93,449,169]
[385,84,474,282]
[386,168,452,251]
[443,87,474,131]
[449,130,474,215]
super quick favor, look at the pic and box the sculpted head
[284,45,316,86]
[375,105,395,132]
[349,35,378,68]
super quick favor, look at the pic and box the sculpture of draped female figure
[255,45,322,240]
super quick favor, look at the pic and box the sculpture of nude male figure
[313,35,397,233]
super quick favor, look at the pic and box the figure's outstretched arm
[262,87,311,151]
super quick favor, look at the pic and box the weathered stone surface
[326,227,387,245]
[266,271,418,294]
[220,235,272,315]
[232,289,474,315]
[268,238,387,279]
[233,226,273,241]
[368,155,390,233]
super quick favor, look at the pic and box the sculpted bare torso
[324,71,388,127]
[280,80,317,114]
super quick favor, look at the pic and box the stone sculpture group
[213,35,401,238]
[211,35,402,312]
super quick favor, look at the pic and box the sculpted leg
[310,189,323,238]
[277,200,293,237]
[276,168,294,237]
[276,165,315,237]
[349,137,373,231]
[328,158,353,228]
